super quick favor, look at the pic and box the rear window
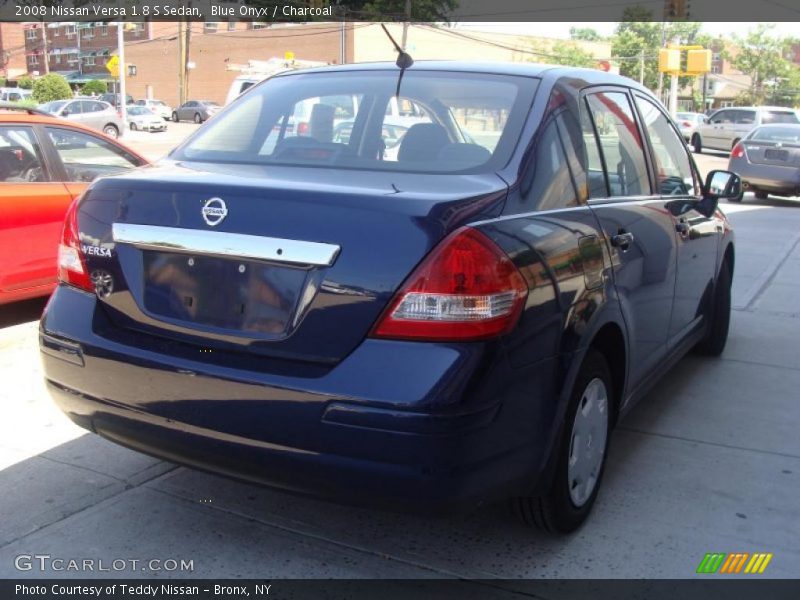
[174,70,538,174]
[751,126,800,143]
[762,111,799,125]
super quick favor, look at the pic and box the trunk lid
[742,140,800,167]
[77,161,508,363]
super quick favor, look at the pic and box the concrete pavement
[0,148,798,579]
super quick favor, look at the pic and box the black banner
[3,580,800,600]
[1,0,800,23]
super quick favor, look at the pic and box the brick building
[0,23,27,81]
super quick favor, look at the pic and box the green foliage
[725,24,800,107]
[570,27,602,42]
[31,74,73,103]
[17,75,34,90]
[530,40,597,69]
[81,79,108,96]
[611,10,701,92]
[0,77,6,88]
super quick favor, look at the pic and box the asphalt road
[1,138,799,579]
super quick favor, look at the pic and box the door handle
[610,231,634,250]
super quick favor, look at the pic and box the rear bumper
[730,159,800,193]
[41,285,557,513]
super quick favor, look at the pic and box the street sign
[106,55,119,77]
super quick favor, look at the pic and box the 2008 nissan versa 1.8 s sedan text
[40,62,738,533]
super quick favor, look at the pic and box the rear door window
[583,91,650,198]
[710,110,733,124]
[762,111,799,125]
[735,110,756,125]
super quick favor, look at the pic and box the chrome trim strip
[112,224,340,267]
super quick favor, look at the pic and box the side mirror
[699,169,741,216]
[705,169,741,200]
[60,109,70,117]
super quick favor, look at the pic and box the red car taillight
[731,142,746,159]
[296,121,309,136]
[370,228,528,342]
[57,197,93,292]
[681,120,692,127]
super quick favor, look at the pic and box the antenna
[380,24,414,97]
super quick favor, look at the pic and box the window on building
[26,29,37,40]
[251,22,268,30]
[83,26,94,39]
[84,56,95,66]
[66,25,76,37]
[204,22,219,33]
[54,54,61,65]
[29,54,39,66]
[227,21,237,31]
[101,24,108,36]
[53,26,60,37]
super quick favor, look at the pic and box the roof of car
[272,60,654,94]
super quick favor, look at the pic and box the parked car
[38,99,124,138]
[691,106,799,153]
[675,111,705,143]
[134,98,172,120]
[99,93,135,108]
[0,104,147,304]
[126,105,167,132]
[41,63,737,533]
[728,123,800,200]
[172,100,221,123]
[0,88,32,103]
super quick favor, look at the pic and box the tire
[172,112,179,122]
[129,122,137,132]
[695,259,732,356]
[103,124,119,138]
[691,133,702,154]
[513,349,612,534]
[194,113,202,124]
[755,190,769,200]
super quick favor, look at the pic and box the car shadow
[0,297,47,329]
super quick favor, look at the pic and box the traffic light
[659,48,681,73]
[687,49,711,74]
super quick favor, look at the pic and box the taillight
[731,142,746,159]
[296,121,309,136]
[57,197,93,292]
[371,228,528,341]
[681,120,692,127]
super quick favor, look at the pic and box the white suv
[692,106,799,153]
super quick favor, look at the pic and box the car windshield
[151,100,166,106]
[751,126,800,144]
[200,101,220,107]
[129,107,154,116]
[40,101,67,114]
[174,69,538,173]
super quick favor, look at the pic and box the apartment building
[0,23,27,81]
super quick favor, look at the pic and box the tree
[17,75,34,90]
[725,25,799,106]
[611,9,701,92]
[530,40,598,68]
[32,74,73,103]
[570,27,602,42]
[81,79,108,96]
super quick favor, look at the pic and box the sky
[456,22,800,39]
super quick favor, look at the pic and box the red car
[0,105,147,304]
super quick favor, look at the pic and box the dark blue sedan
[41,62,738,533]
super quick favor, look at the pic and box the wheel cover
[567,377,609,508]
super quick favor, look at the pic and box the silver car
[135,98,172,120]
[39,99,124,138]
[727,123,800,201]
[675,112,704,142]
[171,100,221,124]
[692,106,799,154]
[127,105,167,132]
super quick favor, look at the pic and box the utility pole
[40,22,50,74]
[339,10,346,64]
[178,20,186,105]
[656,21,666,101]
[668,35,680,114]
[702,72,707,113]
[117,22,127,126]
[185,21,192,101]
[401,0,411,51]
[639,49,645,85]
